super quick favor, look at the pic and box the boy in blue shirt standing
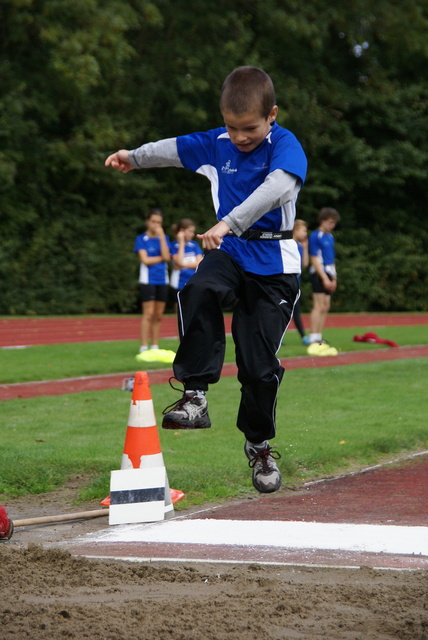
[307,207,341,356]
[106,66,307,494]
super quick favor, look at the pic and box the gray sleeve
[129,138,184,169]
[222,169,301,235]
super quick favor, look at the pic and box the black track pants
[174,250,299,443]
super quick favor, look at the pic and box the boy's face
[222,106,278,153]
[320,218,337,233]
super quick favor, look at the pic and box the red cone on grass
[101,371,184,511]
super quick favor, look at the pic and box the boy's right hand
[322,275,336,293]
[197,220,230,250]
[105,150,134,173]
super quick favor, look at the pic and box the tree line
[1,0,427,314]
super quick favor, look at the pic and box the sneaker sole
[253,475,282,493]
[162,417,211,430]
[244,443,282,493]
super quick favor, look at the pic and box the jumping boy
[105,66,307,494]
[307,207,341,356]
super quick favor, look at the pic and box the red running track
[1,313,428,347]
[1,345,428,401]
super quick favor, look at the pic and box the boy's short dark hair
[318,207,341,224]
[220,66,276,119]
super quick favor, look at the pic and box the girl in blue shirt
[134,208,170,353]
[170,218,203,302]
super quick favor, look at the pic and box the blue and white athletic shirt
[308,230,336,277]
[134,233,170,285]
[170,239,203,290]
[176,122,307,276]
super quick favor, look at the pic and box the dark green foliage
[1,0,427,313]
[333,230,428,312]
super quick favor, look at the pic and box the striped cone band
[121,447,164,470]
[127,399,156,429]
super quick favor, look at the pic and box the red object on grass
[0,505,13,539]
[353,331,399,348]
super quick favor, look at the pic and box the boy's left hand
[197,221,230,250]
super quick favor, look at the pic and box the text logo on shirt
[221,160,238,175]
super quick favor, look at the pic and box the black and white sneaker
[244,440,282,493]
[162,389,211,430]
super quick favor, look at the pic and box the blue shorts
[139,284,169,303]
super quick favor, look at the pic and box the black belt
[228,230,293,241]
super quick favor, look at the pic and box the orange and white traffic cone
[103,371,184,525]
